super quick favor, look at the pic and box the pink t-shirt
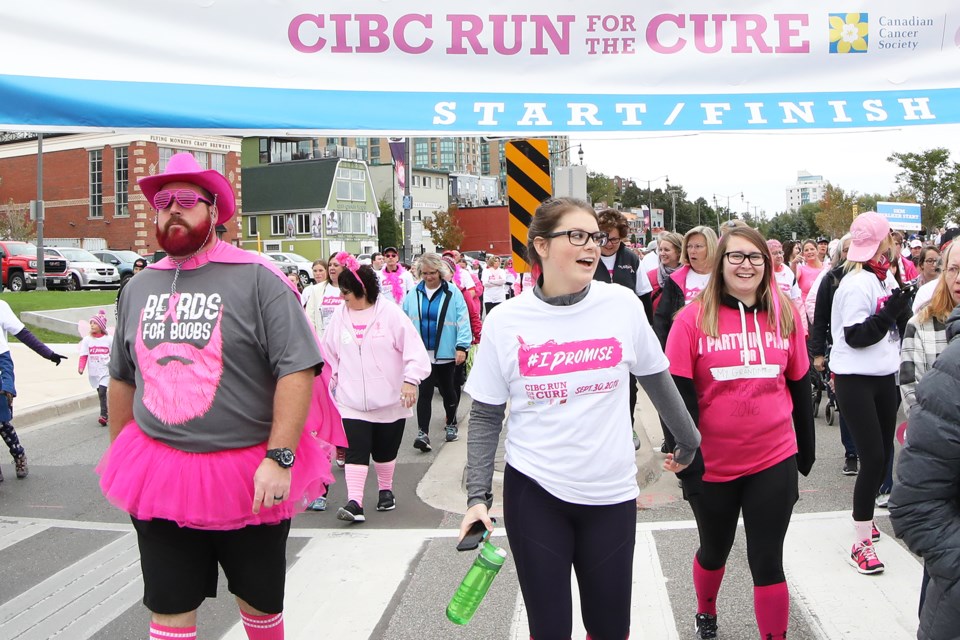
[665,302,809,482]
[347,305,375,342]
[796,262,824,303]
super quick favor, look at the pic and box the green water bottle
[446,540,508,625]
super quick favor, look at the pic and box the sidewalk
[8,343,100,428]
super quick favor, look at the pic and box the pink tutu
[97,422,335,530]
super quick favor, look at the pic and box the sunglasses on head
[153,189,213,211]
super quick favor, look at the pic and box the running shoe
[307,496,327,512]
[875,492,890,508]
[445,425,459,442]
[377,490,396,511]
[872,522,881,542]
[0,465,4,483]
[337,500,365,523]
[98,416,108,427]
[632,430,641,451]
[849,540,884,574]
[14,453,27,479]
[335,447,346,468]
[413,431,432,452]
[660,442,670,454]
[842,457,858,476]
[695,612,718,639]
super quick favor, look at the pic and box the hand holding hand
[663,451,689,474]
[251,458,292,514]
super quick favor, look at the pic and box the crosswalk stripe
[632,530,680,639]
[0,532,142,640]
[784,516,922,640]
[220,530,428,639]
[0,521,49,553]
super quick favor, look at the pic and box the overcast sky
[569,123,960,221]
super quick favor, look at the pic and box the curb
[16,393,100,430]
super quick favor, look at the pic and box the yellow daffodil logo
[830,13,868,53]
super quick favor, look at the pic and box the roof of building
[242,158,339,212]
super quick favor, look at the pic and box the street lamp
[638,175,669,240]
[713,191,743,223]
[549,142,586,198]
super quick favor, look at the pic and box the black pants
[503,465,636,640]
[97,385,108,419]
[417,361,457,433]
[484,301,501,316]
[833,374,897,521]
[342,418,405,465]
[687,456,798,586]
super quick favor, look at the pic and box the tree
[815,184,861,238]
[377,198,401,251]
[0,198,36,241]
[424,205,464,251]
[765,204,821,242]
[887,148,960,229]
[586,172,616,207]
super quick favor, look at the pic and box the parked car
[266,252,314,287]
[45,247,120,290]
[92,249,144,285]
[0,241,70,291]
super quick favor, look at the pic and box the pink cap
[766,238,782,252]
[847,211,890,262]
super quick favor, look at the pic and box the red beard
[156,215,213,257]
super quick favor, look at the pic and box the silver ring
[274,495,284,500]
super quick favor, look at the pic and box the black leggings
[342,418,405,466]
[484,301,501,316]
[688,456,798,586]
[833,374,897,521]
[417,362,457,432]
[503,465,636,640]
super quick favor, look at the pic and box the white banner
[1,0,959,133]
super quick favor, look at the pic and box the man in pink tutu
[100,153,330,640]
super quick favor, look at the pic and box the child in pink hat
[78,310,111,426]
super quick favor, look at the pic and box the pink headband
[334,251,366,295]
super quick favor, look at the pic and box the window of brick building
[89,149,103,219]
[114,147,129,216]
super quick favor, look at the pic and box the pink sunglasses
[153,189,213,211]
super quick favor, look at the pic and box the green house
[241,157,381,261]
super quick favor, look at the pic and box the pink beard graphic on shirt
[135,308,224,425]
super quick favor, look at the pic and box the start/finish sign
[877,201,922,231]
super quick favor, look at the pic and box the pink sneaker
[871,522,881,542]
[849,540,884,574]
[98,416,108,427]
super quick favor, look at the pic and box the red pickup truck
[0,240,70,291]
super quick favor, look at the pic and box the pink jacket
[320,297,431,422]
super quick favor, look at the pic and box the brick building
[0,133,241,254]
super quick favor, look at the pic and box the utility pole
[402,138,413,262]
[36,133,47,291]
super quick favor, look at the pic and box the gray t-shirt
[111,262,323,452]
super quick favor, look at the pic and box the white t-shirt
[378,267,416,304]
[599,254,653,296]
[829,269,901,376]
[683,270,710,305]
[641,250,660,275]
[773,265,802,301]
[0,300,25,355]
[464,281,669,505]
[912,279,937,315]
[79,333,112,388]
[481,267,508,304]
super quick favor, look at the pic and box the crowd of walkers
[20,151,949,640]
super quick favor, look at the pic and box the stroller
[811,350,839,425]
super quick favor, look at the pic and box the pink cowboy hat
[138,152,236,224]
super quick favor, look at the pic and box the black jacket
[809,263,845,357]
[889,306,960,640]
[593,244,652,322]
[653,265,692,349]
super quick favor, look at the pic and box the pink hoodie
[320,296,431,422]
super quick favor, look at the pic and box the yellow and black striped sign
[505,139,552,273]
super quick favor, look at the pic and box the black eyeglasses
[724,251,766,266]
[542,229,608,247]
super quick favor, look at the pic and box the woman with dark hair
[914,245,941,288]
[460,197,700,640]
[321,258,431,523]
[782,240,800,277]
[666,226,814,639]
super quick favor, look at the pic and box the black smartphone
[456,518,496,551]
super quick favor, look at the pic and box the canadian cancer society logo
[829,13,869,53]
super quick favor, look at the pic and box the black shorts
[131,517,291,615]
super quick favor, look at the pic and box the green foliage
[765,204,822,242]
[887,148,960,229]
[424,205,465,251]
[3,290,118,314]
[377,198,401,251]
[586,172,616,206]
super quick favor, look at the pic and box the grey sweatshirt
[465,283,701,508]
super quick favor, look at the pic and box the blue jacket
[402,280,472,361]
[0,351,16,423]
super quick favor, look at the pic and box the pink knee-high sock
[693,554,725,615]
[374,459,397,490]
[754,582,789,640]
[240,610,284,640]
[344,464,368,507]
[149,622,197,640]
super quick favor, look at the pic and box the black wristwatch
[265,448,295,469]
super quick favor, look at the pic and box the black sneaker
[842,457,858,476]
[336,500,365,523]
[413,430,432,452]
[377,490,396,511]
[695,613,718,639]
[0,464,4,483]
[445,425,459,442]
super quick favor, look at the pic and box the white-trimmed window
[335,167,366,202]
[271,214,285,236]
[248,216,258,236]
[114,146,129,216]
[210,153,225,175]
[192,151,208,169]
[89,149,103,219]
[159,147,174,171]
[296,213,311,234]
